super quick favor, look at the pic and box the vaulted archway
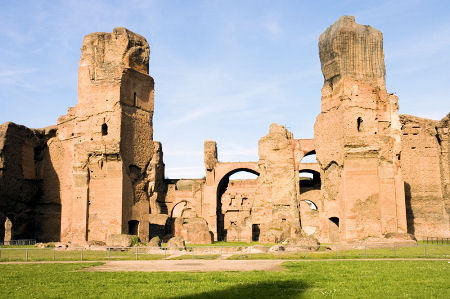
[216,168,260,241]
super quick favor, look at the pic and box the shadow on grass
[169,280,309,299]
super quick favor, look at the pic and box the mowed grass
[1,244,448,261]
[0,261,448,298]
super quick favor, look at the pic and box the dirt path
[1,258,448,272]
[82,260,284,272]
[82,258,450,272]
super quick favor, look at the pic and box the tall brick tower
[314,16,407,242]
[49,28,164,244]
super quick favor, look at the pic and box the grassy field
[0,244,448,262]
[0,261,448,298]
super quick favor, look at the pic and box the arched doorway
[328,217,340,243]
[216,168,259,241]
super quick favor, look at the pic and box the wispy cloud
[0,68,38,89]
[265,19,281,36]
[0,68,37,77]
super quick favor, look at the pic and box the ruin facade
[0,17,448,245]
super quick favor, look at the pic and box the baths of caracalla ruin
[0,16,449,247]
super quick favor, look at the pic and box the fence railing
[0,239,36,246]
[423,237,450,244]
[0,243,449,262]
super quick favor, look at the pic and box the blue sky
[0,0,449,178]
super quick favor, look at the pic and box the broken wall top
[319,16,385,83]
[74,27,154,116]
[80,27,150,81]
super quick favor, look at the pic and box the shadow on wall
[34,138,62,242]
[168,280,309,299]
[404,182,414,235]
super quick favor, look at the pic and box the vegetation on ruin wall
[0,261,448,298]
[172,241,275,247]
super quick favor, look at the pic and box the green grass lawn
[1,244,448,261]
[0,261,448,298]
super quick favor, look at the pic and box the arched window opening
[299,170,321,192]
[101,123,108,136]
[128,220,139,235]
[357,117,363,132]
[329,217,339,226]
[301,150,317,163]
[304,200,318,211]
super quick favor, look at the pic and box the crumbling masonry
[0,17,448,245]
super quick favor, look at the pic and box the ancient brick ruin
[1,17,448,245]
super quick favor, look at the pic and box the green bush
[131,236,140,246]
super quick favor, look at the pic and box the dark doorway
[101,123,108,136]
[128,220,139,235]
[252,224,260,242]
[149,223,166,240]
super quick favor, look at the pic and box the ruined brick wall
[221,179,256,242]
[400,114,450,238]
[164,179,211,244]
[314,16,407,242]
[254,123,301,243]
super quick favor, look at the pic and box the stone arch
[303,149,316,157]
[215,167,260,241]
[213,163,260,187]
[301,150,317,164]
[303,200,318,211]
[299,169,321,192]
[170,200,196,219]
